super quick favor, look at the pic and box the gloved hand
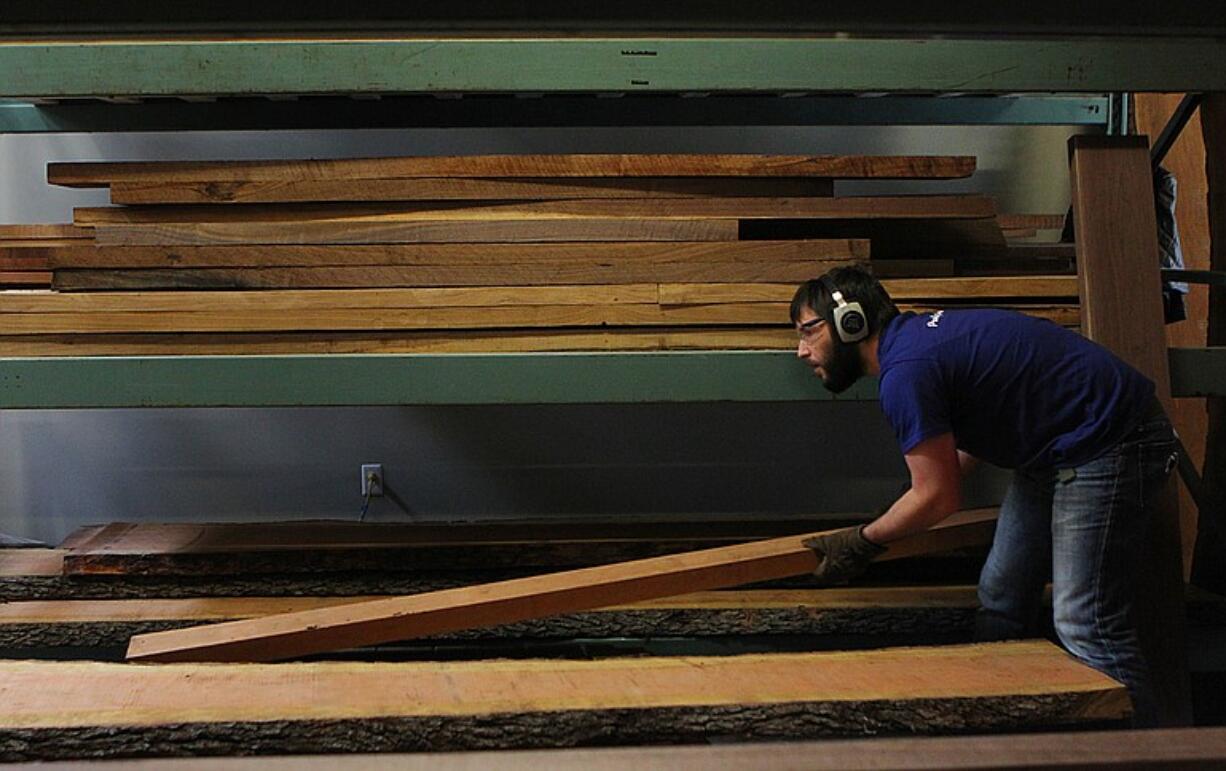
[801,526,887,585]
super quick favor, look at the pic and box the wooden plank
[0,549,64,577]
[0,329,801,357]
[0,284,662,313]
[0,587,984,648]
[1069,135,1191,726]
[0,271,51,286]
[33,240,870,270]
[29,727,1226,771]
[62,514,959,576]
[0,224,90,240]
[0,642,1126,761]
[0,304,1079,345]
[51,261,843,290]
[1192,94,1226,596]
[658,276,1079,305]
[57,729,1226,771]
[997,213,1065,231]
[124,509,997,662]
[72,196,997,225]
[48,154,979,187]
[108,176,837,204]
[1136,94,1212,578]
[0,304,1079,336]
[92,218,742,246]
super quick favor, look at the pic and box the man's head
[791,266,899,393]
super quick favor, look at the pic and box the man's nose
[796,340,809,359]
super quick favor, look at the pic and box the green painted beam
[1,38,1225,98]
[0,353,878,408]
[0,95,1110,133]
[1169,347,1226,398]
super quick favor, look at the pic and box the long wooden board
[92,217,742,246]
[1070,136,1191,726]
[48,154,978,187]
[0,329,801,357]
[72,196,996,225]
[659,276,1079,305]
[50,261,837,290]
[28,240,870,269]
[0,587,984,647]
[0,304,1081,335]
[108,177,837,204]
[47,259,954,292]
[62,514,956,576]
[32,728,1226,771]
[125,509,996,662]
[0,224,90,240]
[0,277,1076,315]
[0,642,1126,761]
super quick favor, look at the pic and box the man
[793,265,1178,726]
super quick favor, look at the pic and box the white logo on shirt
[927,310,945,328]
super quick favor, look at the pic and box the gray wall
[0,124,1080,544]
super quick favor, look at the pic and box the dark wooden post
[1069,135,1192,725]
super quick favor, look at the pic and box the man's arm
[862,432,962,544]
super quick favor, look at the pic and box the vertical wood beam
[1069,135,1191,725]
[1134,93,1210,577]
[1195,95,1226,594]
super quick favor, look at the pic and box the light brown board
[48,154,978,186]
[125,509,996,662]
[0,329,800,357]
[72,196,996,225]
[0,304,1077,336]
[92,218,741,246]
[108,176,836,204]
[1,641,1126,762]
[0,224,90,240]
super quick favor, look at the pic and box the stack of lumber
[0,511,1156,759]
[0,154,1079,356]
[0,224,77,289]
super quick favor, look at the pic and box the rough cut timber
[50,261,834,291]
[71,196,997,225]
[106,176,838,204]
[47,154,978,187]
[0,642,1126,761]
[34,239,870,269]
[125,509,996,662]
[61,516,895,576]
[90,217,742,246]
[0,587,982,649]
[36,727,1223,771]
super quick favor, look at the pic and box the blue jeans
[974,409,1178,726]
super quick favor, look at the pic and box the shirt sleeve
[878,358,952,454]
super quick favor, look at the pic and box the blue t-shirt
[876,309,1155,470]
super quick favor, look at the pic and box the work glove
[801,526,887,585]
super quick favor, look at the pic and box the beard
[820,337,865,393]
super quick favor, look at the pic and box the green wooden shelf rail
[2,38,1226,97]
[0,349,1221,409]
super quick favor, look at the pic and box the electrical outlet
[360,463,384,497]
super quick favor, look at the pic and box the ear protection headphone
[819,275,869,343]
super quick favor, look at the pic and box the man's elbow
[916,484,961,520]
